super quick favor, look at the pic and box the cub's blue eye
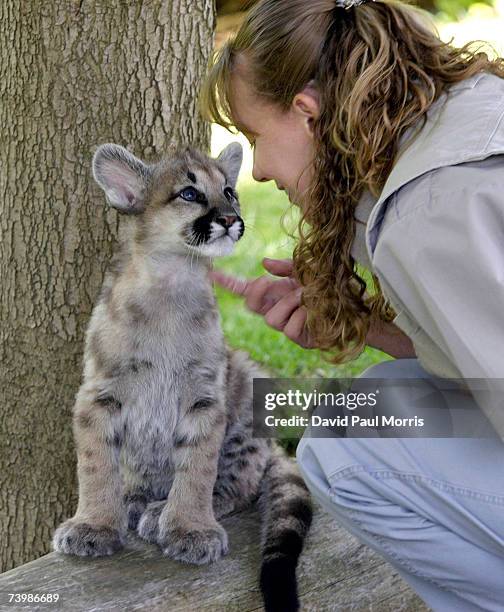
[180,187,197,201]
[224,187,235,202]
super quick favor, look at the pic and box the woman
[200,0,504,609]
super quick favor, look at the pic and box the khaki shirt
[352,71,504,440]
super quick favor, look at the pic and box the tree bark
[0,0,215,572]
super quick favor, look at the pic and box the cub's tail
[258,443,313,612]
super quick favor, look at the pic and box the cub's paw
[159,523,229,565]
[52,520,124,557]
[137,500,166,543]
[212,494,237,520]
[125,497,147,531]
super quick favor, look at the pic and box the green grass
[213,179,392,379]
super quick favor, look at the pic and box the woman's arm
[210,257,416,358]
[366,319,416,359]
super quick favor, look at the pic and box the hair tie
[334,0,376,9]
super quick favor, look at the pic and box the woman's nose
[251,150,269,183]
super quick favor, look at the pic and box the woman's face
[229,61,320,207]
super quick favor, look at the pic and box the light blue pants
[296,359,504,612]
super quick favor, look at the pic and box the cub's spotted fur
[52,142,312,611]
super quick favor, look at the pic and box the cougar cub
[52,142,312,611]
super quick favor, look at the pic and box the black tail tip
[260,556,300,612]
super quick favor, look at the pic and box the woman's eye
[180,187,197,201]
[223,187,235,202]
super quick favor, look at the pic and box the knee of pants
[295,437,310,482]
[295,435,382,520]
[295,436,324,498]
[295,436,354,511]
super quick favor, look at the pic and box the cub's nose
[216,214,238,229]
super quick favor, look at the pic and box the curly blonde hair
[200,0,504,363]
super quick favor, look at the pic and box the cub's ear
[92,144,152,215]
[217,142,243,188]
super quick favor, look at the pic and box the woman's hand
[209,258,317,348]
[210,257,417,358]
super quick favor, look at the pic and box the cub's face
[92,142,245,258]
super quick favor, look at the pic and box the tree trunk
[0,0,215,572]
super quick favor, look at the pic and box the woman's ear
[292,85,320,136]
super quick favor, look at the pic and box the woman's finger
[283,307,315,348]
[245,276,298,314]
[262,257,295,278]
[245,276,277,314]
[264,288,303,331]
[209,269,250,297]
